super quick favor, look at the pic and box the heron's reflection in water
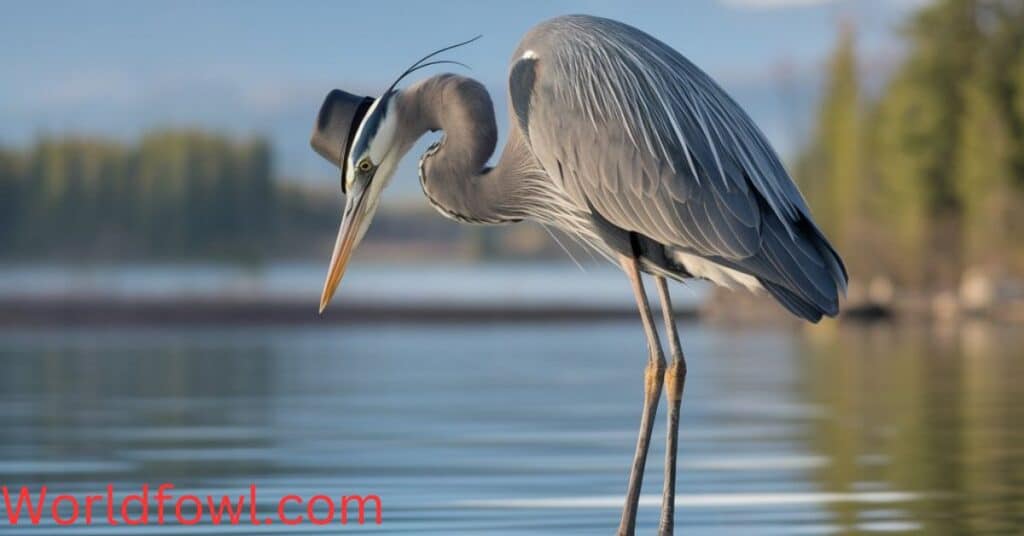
[0,322,1020,534]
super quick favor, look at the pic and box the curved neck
[398,74,525,224]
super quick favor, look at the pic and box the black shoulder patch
[509,57,538,137]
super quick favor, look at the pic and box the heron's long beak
[319,180,380,314]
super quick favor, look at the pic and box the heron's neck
[398,74,525,224]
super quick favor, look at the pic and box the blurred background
[2,1,1023,534]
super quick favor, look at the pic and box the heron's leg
[617,254,666,536]
[654,276,686,535]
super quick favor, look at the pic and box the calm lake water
[1,320,1022,534]
[0,262,706,308]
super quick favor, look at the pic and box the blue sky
[1,0,925,196]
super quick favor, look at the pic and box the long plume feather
[382,35,482,95]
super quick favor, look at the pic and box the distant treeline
[0,131,342,261]
[0,130,545,263]
[798,0,1024,290]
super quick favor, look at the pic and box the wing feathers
[514,15,847,320]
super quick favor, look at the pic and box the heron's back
[507,15,847,322]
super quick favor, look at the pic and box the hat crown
[310,89,374,174]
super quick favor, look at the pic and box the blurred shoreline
[1,261,1021,326]
[0,295,699,326]
[4,287,1015,327]
[0,262,702,326]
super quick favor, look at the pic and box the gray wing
[511,15,847,321]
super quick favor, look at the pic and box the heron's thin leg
[617,254,666,536]
[654,276,686,535]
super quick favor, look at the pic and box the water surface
[1,322,1022,534]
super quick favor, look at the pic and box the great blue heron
[310,14,846,535]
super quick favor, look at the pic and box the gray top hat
[310,89,374,191]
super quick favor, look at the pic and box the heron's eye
[358,159,373,173]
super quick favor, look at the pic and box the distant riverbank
[0,295,700,326]
[2,262,1018,326]
[0,262,701,326]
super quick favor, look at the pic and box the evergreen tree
[0,149,22,252]
[0,130,282,260]
[801,23,862,257]
[1016,52,1024,137]
[954,65,1015,271]
[951,2,1024,275]
[901,0,983,212]
[867,78,931,286]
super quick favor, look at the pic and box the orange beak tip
[317,298,330,316]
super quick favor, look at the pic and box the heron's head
[309,37,481,314]
[310,88,410,314]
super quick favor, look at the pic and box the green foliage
[0,149,24,252]
[866,81,931,285]
[0,131,287,261]
[1016,52,1024,134]
[899,0,983,212]
[797,0,1024,289]
[955,53,1015,269]
[798,24,862,263]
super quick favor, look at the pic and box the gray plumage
[311,15,850,533]
[393,15,846,322]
